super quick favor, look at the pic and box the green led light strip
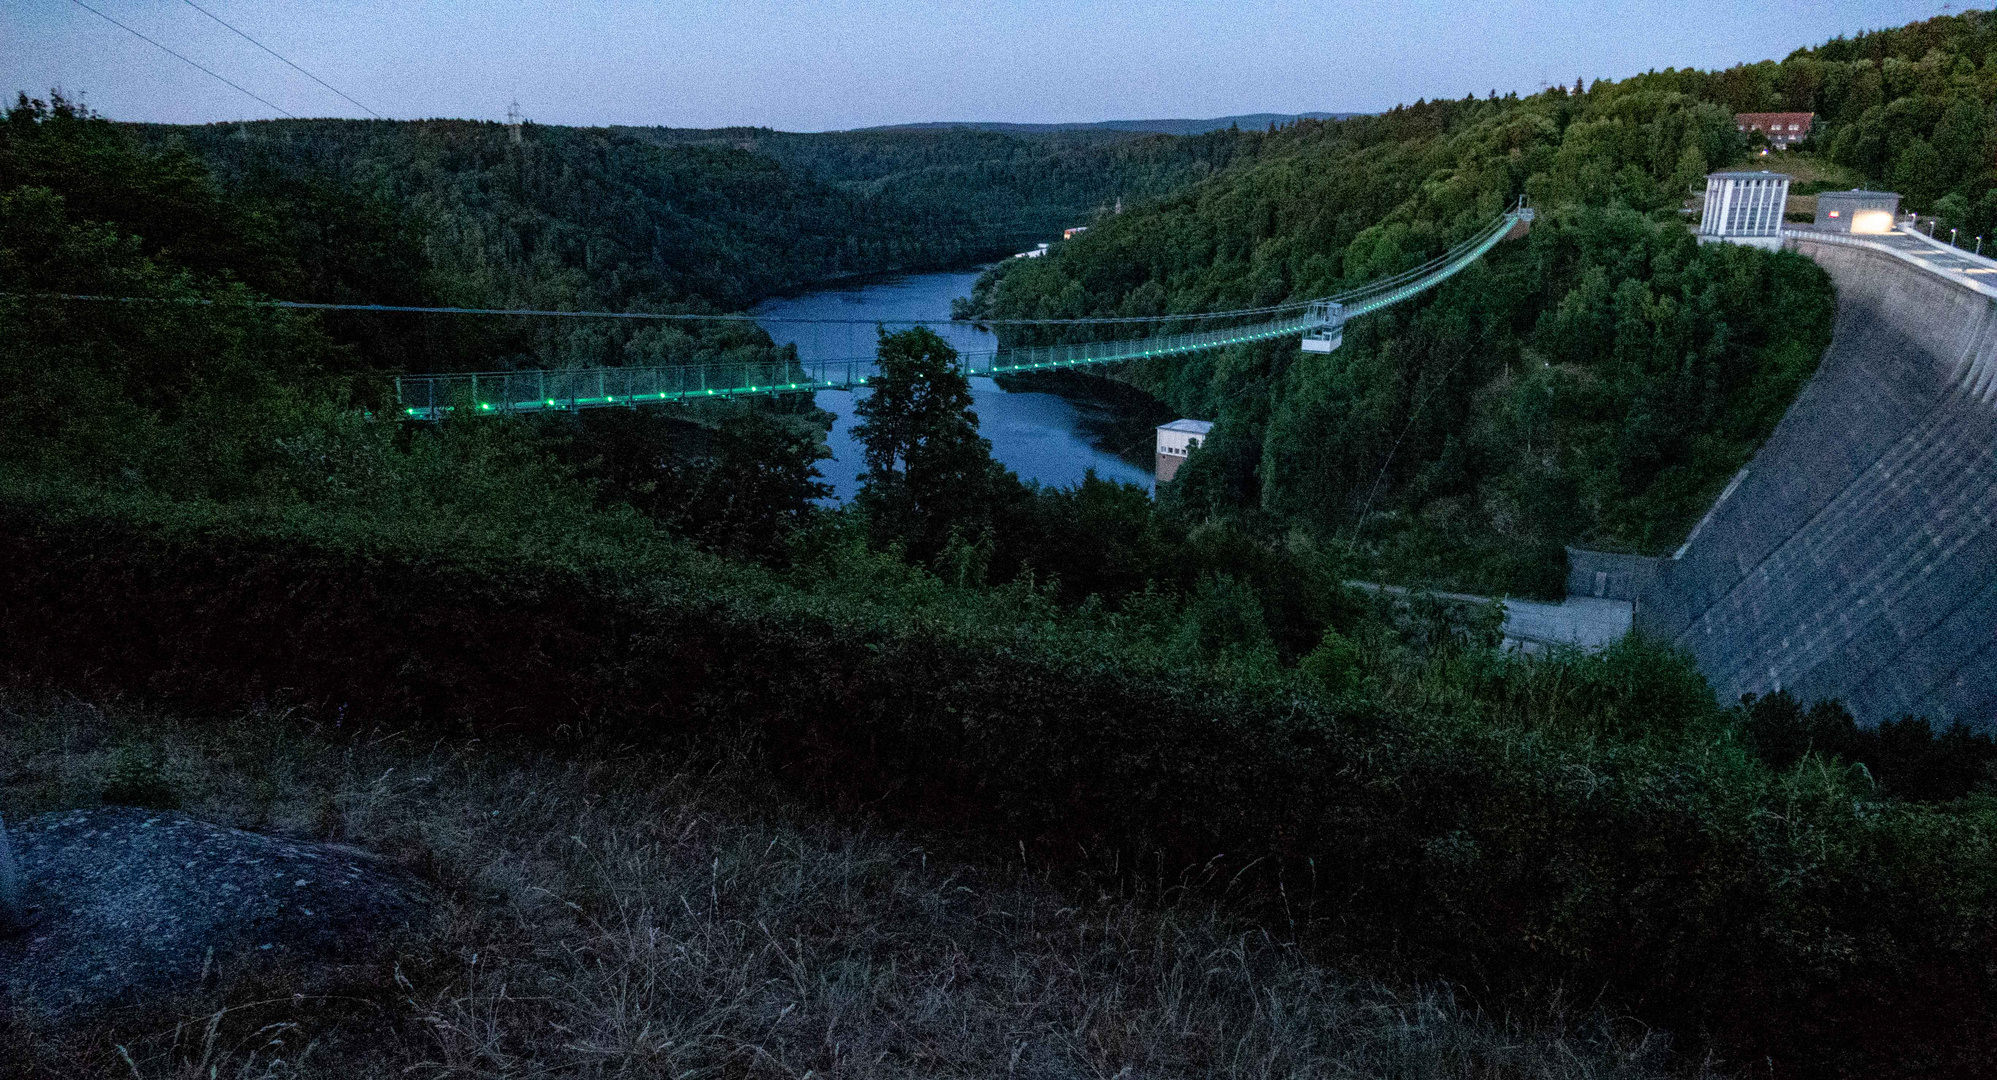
[396,211,1525,418]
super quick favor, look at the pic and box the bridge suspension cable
[389,205,1531,419]
[9,292,1286,327]
[5,202,1531,418]
[11,208,1523,328]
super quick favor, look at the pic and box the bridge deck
[398,209,1529,419]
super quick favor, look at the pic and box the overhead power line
[179,0,382,118]
[11,209,1518,327]
[65,0,294,118]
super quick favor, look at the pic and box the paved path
[1347,582,1632,652]
[1789,225,1997,297]
[1496,595,1633,650]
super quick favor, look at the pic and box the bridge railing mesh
[984,212,1519,372]
[395,357,847,419]
[978,311,1324,372]
[394,210,1527,418]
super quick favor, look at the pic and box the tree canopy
[852,327,1014,566]
[962,60,1849,594]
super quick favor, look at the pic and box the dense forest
[131,118,1276,310]
[138,119,1016,312]
[966,11,1997,594]
[624,123,1260,247]
[965,94,1827,592]
[107,114,1268,379]
[121,117,968,377]
[7,15,1997,1076]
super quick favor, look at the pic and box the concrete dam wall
[1637,234,1997,727]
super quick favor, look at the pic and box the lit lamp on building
[1815,190,1901,235]
[1697,171,1792,250]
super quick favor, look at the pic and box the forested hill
[617,124,1265,250]
[966,11,1997,595]
[126,119,1268,319]
[134,9,1996,325]
[966,85,1817,595]
[852,112,1366,135]
[110,116,1261,376]
[130,119,989,314]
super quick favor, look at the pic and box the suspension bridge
[393,206,1532,420]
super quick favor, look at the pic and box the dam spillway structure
[1639,175,1997,727]
[1696,170,1791,251]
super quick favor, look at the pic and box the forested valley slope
[87,112,1273,388]
[969,11,1997,596]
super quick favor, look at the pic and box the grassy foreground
[6,488,1997,1078]
[0,695,1690,1079]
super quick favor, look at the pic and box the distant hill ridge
[861,113,1367,137]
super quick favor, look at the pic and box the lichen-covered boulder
[0,807,429,1019]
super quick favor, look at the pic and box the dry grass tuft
[0,695,1710,1078]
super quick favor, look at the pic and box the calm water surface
[755,268,1157,500]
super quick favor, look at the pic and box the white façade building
[1154,419,1213,483]
[1698,171,1791,250]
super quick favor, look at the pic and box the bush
[3,498,1996,1076]
[101,745,180,810]
[1745,689,1997,802]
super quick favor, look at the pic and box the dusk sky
[3,1,1969,131]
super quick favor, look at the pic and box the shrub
[3,497,1995,1076]
[101,745,180,810]
[1745,690,1997,802]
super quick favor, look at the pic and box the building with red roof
[1735,112,1815,148]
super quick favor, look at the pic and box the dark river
[755,268,1163,500]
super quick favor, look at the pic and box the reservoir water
[755,268,1161,500]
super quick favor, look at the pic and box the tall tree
[851,327,1016,564]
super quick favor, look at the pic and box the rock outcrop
[0,807,429,1020]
